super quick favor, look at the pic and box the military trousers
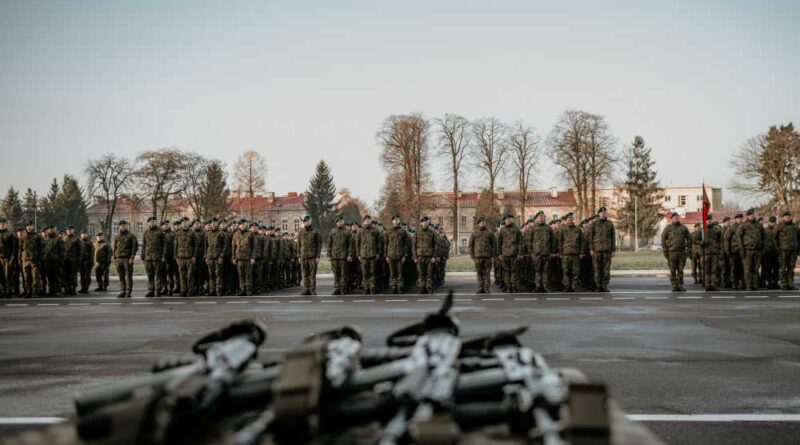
[416,257,434,292]
[731,252,744,286]
[359,257,376,292]
[386,258,405,291]
[63,260,78,293]
[205,258,223,294]
[562,255,580,289]
[665,252,687,288]
[22,260,40,296]
[43,260,61,295]
[222,257,236,293]
[331,258,348,292]
[0,257,14,295]
[300,258,318,292]
[703,253,720,288]
[531,254,549,289]
[177,258,195,296]
[501,256,518,290]
[160,259,177,293]
[94,264,109,290]
[144,260,162,294]
[236,260,252,294]
[79,260,92,292]
[761,252,778,288]
[778,251,798,289]
[115,259,134,296]
[742,250,761,289]
[721,254,732,287]
[592,252,613,290]
[473,257,492,291]
[691,252,701,282]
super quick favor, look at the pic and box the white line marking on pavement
[386,299,408,302]
[195,301,217,305]
[257,301,279,304]
[454,298,473,302]
[546,297,569,301]
[417,299,439,302]
[678,296,702,299]
[353,299,376,303]
[514,297,538,301]
[36,303,58,306]
[226,301,249,304]
[4,303,29,306]
[644,296,668,300]
[579,297,602,301]
[67,303,90,306]
[167,302,185,305]
[0,417,67,425]
[711,296,735,299]
[290,300,312,304]
[628,414,800,422]
[778,295,800,298]
[481,298,504,301]
[99,302,122,305]
[131,302,153,305]
[612,297,636,300]
[745,295,768,299]
[321,300,344,303]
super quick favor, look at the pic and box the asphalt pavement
[1,276,799,445]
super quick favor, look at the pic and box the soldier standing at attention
[0,217,18,298]
[761,216,779,289]
[356,215,381,294]
[496,214,522,293]
[78,230,94,294]
[720,216,733,288]
[728,213,745,289]
[93,233,110,292]
[494,220,505,290]
[385,215,411,294]
[160,220,176,296]
[690,223,703,285]
[413,216,437,294]
[588,207,616,292]
[42,226,64,296]
[141,216,165,298]
[528,211,555,293]
[661,213,690,292]
[19,221,42,298]
[701,215,723,291]
[204,218,225,296]
[776,211,800,290]
[736,208,765,291]
[328,216,353,295]
[174,218,197,297]
[113,220,138,299]
[232,221,255,296]
[558,213,584,293]
[192,220,207,296]
[469,216,496,294]
[61,226,80,295]
[297,215,322,296]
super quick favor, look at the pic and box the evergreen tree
[1,187,24,230]
[22,188,38,229]
[200,160,230,218]
[618,136,663,248]
[57,175,89,230]
[303,160,337,238]
[475,188,501,229]
[339,202,362,224]
[39,178,60,229]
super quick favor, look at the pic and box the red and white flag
[702,181,711,240]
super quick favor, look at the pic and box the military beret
[25,221,34,226]
[734,213,743,219]
[476,216,485,223]
[534,210,545,218]
[336,215,344,222]
[363,215,372,221]
[505,214,514,219]
[783,211,792,217]
[671,212,679,218]
[746,208,755,215]
[96,232,104,236]
[0,217,6,223]
[160,220,169,225]
[118,220,128,225]
[211,217,219,222]
[757,216,764,222]
[66,225,74,229]
[420,216,429,222]
[249,222,258,227]
[598,206,608,213]
[301,215,311,222]
[80,229,88,234]
[565,212,574,219]
[722,216,731,222]
[392,215,401,220]
[706,214,713,221]
[769,216,777,223]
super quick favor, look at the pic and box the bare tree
[584,113,618,214]
[85,154,134,235]
[378,114,430,222]
[507,122,541,219]
[472,117,507,199]
[548,110,590,219]
[135,148,190,222]
[435,113,470,252]
[233,150,267,219]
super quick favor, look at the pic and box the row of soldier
[468,207,617,293]
[664,209,800,292]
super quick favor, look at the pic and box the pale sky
[1,0,798,206]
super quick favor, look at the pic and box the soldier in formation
[469,216,495,294]
[297,215,322,295]
[413,216,437,294]
[587,207,616,292]
[558,213,584,292]
[496,214,521,293]
[0,217,18,298]
[661,212,690,292]
[94,232,110,292]
[384,215,411,294]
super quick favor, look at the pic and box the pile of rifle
[70,291,612,445]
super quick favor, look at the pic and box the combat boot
[145,291,155,298]
[117,292,126,299]
[332,289,341,296]
[300,289,311,296]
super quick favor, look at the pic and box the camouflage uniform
[93,238,111,291]
[141,224,165,297]
[384,224,411,293]
[558,221,584,291]
[297,224,322,294]
[232,226,255,296]
[413,224,436,293]
[42,232,64,296]
[328,224,354,294]
[690,227,703,284]
[496,223,522,292]
[61,232,80,295]
[735,216,764,290]
[661,220,690,290]
[527,221,555,292]
[205,226,225,296]
[727,219,744,289]
[761,222,779,289]
[356,223,382,293]
[78,236,94,293]
[469,225,496,293]
[113,228,138,298]
[0,225,18,298]
[20,228,43,297]
[160,225,177,295]
[587,216,615,292]
[702,222,723,290]
[193,226,207,295]
[174,226,197,297]
[776,217,800,290]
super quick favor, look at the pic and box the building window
[665,195,671,202]
[294,218,300,232]
[282,218,288,231]
[696,195,701,201]
[448,216,454,228]
[438,216,444,226]
[553,213,559,220]
[600,197,609,207]
[460,215,467,229]
[678,195,687,206]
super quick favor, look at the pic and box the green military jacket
[43,234,64,262]
[691,229,703,255]
[736,219,764,252]
[356,225,381,259]
[703,223,723,255]
[587,218,616,253]
[558,224,584,256]
[162,229,175,261]
[285,238,296,261]
[776,221,800,251]
[528,222,555,256]
[174,227,197,259]
[727,222,741,254]
[661,222,690,254]
[413,226,436,259]
[141,226,165,261]
[205,229,225,260]
[271,235,283,262]
[297,226,322,259]
[469,227,496,258]
[193,229,206,259]
[763,226,778,254]
[94,240,111,267]
[220,230,232,258]
[20,230,43,262]
[79,238,94,264]
[113,230,138,260]
[232,230,255,261]
[497,224,522,257]
[328,226,354,260]
[63,234,80,262]
[439,235,451,259]
[0,229,18,259]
